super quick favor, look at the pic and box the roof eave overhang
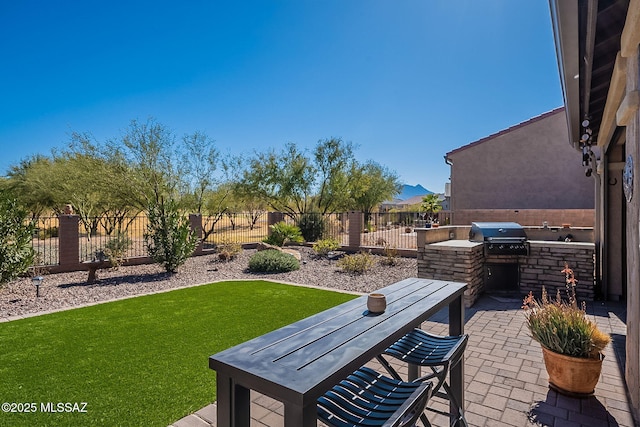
[549,0,582,150]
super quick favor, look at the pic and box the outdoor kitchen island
[416,225,597,307]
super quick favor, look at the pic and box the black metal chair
[376,329,469,427]
[317,366,433,427]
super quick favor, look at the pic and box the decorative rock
[255,242,281,252]
[281,249,301,261]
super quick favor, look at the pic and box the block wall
[520,242,596,302]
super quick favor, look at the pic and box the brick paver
[172,294,637,427]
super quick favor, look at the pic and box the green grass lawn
[0,280,357,427]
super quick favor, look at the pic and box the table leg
[284,402,316,427]
[449,293,465,427]
[216,372,250,427]
[408,363,420,381]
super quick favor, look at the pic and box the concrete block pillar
[58,215,80,268]
[189,214,203,255]
[348,211,363,249]
[267,212,285,236]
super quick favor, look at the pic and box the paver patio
[172,294,636,427]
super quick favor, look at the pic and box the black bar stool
[376,329,469,427]
[317,366,433,427]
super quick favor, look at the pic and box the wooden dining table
[209,277,467,427]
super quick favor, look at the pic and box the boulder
[255,242,281,251]
[255,242,301,261]
[281,248,302,261]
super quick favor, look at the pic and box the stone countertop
[427,239,594,250]
[427,239,483,249]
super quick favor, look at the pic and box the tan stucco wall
[453,208,594,227]
[448,109,595,211]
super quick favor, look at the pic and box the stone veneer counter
[417,237,596,307]
[522,240,596,301]
[417,240,485,307]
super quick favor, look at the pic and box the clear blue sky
[0,1,563,192]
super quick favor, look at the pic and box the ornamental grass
[522,263,610,359]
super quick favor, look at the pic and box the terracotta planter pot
[541,346,604,397]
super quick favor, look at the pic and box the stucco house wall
[446,108,595,225]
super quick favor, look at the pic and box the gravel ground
[0,247,418,320]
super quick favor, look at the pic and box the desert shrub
[103,232,131,268]
[0,193,36,284]
[216,238,242,261]
[297,213,325,242]
[248,250,300,273]
[263,221,304,247]
[145,198,199,273]
[312,238,340,256]
[379,244,400,266]
[337,251,375,274]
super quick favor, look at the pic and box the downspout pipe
[444,155,454,224]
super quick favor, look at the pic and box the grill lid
[469,222,527,242]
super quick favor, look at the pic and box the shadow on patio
[173,294,636,427]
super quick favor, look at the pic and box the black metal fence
[31,216,60,265]
[360,212,425,249]
[201,212,269,248]
[31,211,429,267]
[79,216,149,262]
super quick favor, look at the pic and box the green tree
[200,186,231,241]
[0,191,35,284]
[186,154,250,242]
[349,161,402,222]
[227,156,267,230]
[6,150,111,235]
[179,131,220,214]
[239,192,267,231]
[113,118,180,209]
[49,152,114,236]
[238,138,358,219]
[239,143,314,219]
[67,132,141,234]
[313,138,356,214]
[5,155,57,219]
[420,193,442,223]
[6,134,140,236]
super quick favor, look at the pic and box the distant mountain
[397,184,432,201]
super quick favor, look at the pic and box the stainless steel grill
[469,222,528,256]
